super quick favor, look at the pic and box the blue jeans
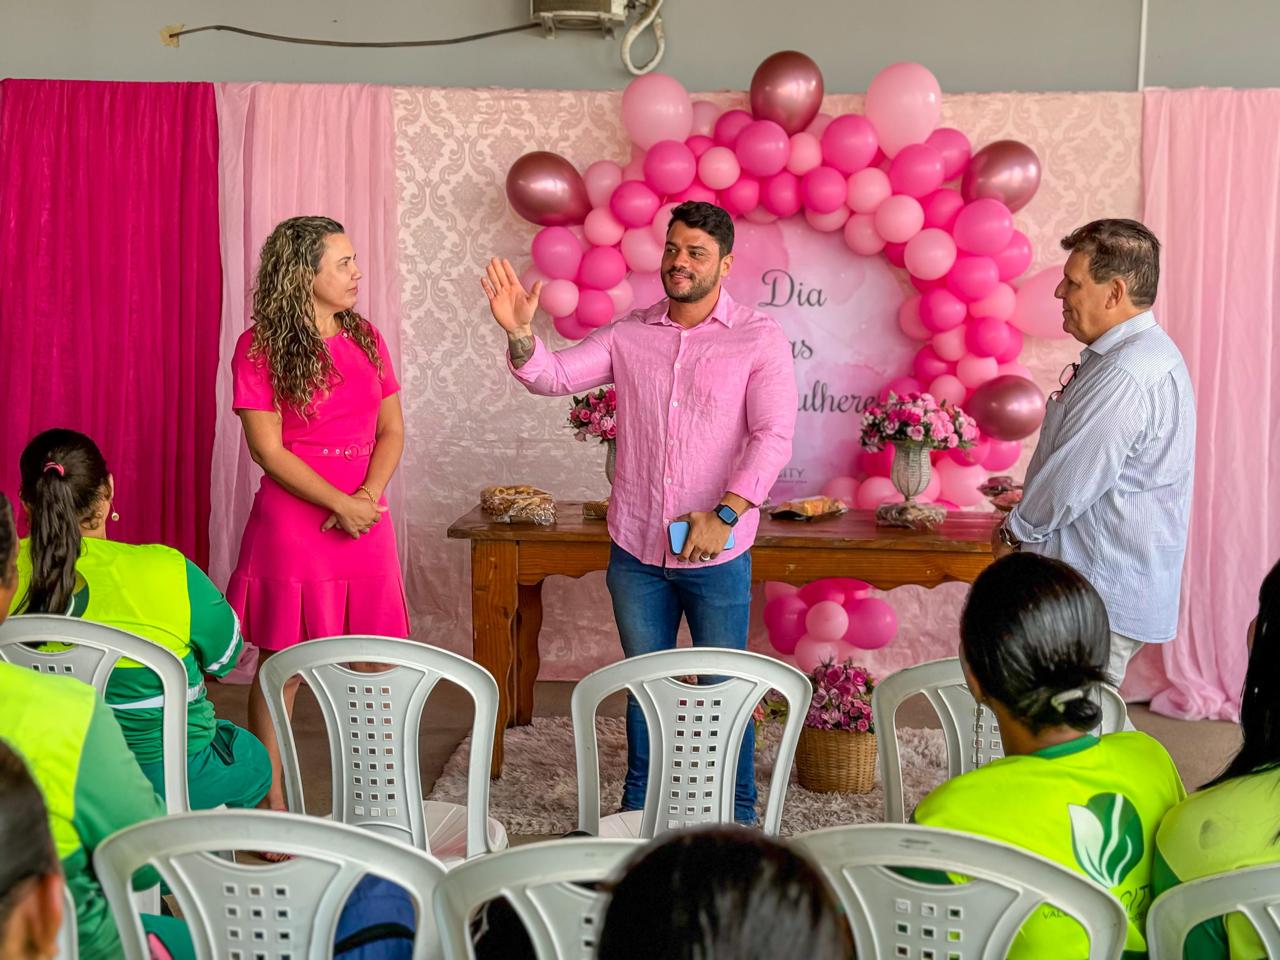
[605,542,756,823]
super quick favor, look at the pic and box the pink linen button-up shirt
[509,288,798,567]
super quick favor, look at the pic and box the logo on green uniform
[1068,792,1145,888]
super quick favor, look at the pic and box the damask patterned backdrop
[393,89,1142,680]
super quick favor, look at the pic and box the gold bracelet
[356,484,377,503]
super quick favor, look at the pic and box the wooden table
[447,504,1000,776]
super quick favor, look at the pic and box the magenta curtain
[1132,88,1280,721]
[0,80,222,567]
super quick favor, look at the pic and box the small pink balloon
[997,360,1034,381]
[935,459,987,507]
[844,213,885,256]
[882,241,907,268]
[621,72,693,148]
[1011,266,1071,339]
[846,167,892,213]
[797,579,847,607]
[721,176,761,217]
[576,289,615,328]
[750,50,826,134]
[786,131,823,176]
[865,62,942,157]
[669,182,718,205]
[912,274,947,294]
[946,255,1000,303]
[956,353,999,389]
[859,446,896,478]
[764,594,810,651]
[856,475,903,509]
[713,109,754,148]
[691,100,720,137]
[610,181,661,229]
[889,144,946,198]
[968,375,1047,441]
[926,128,973,179]
[761,171,803,217]
[531,226,584,280]
[897,297,929,341]
[965,316,1013,358]
[953,198,1015,256]
[643,140,697,195]
[606,279,635,314]
[993,230,1034,281]
[931,325,968,362]
[685,134,714,158]
[982,438,1022,471]
[913,344,952,382]
[805,205,850,233]
[650,202,680,243]
[584,161,624,209]
[919,289,967,332]
[506,151,592,226]
[921,188,966,231]
[962,139,1041,212]
[621,158,645,182]
[698,146,742,190]
[584,207,626,247]
[970,282,1017,321]
[805,112,834,138]
[821,114,879,174]
[794,635,845,673]
[735,119,791,177]
[949,435,991,467]
[821,475,860,503]
[904,227,957,280]
[805,600,851,644]
[800,166,848,214]
[994,325,1024,363]
[540,278,580,317]
[929,373,966,406]
[764,581,799,602]
[873,194,924,243]
[578,245,628,290]
[553,312,592,340]
[845,597,898,649]
[879,375,923,402]
[620,227,664,273]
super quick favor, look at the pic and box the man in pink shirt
[482,202,797,823]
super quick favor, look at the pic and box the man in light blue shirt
[994,219,1196,686]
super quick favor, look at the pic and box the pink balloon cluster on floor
[763,579,898,671]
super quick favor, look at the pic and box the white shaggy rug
[428,718,949,836]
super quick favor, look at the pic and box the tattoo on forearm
[508,335,534,368]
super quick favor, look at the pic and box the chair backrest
[0,614,190,812]
[570,647,811,837]
[93,809,448,960]
[259,635,499,858]
[55,884,78,959]
[794,823,1128,960]
[872,656,1129,822]
[433,838,643,960]
[1146,863,1280,960]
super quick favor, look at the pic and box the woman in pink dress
[229,215,409,809]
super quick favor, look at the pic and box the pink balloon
[763,580,799,602]
[610,181,662,229]
[873,195,924,244]
[576,289,615,328]
[620,227,664,273]
[583,207,626,248]
[761,171,803,217]
[698,146,741,190]
[540,278,580,317]
[856,475,903,509]
[805,600,851,644]
[859,446,896,478]
[889,144,946,198]
[800,166,847,214]
[750,50,826,134]
[847,167,892,214]
[794,635,845,673]
[918,470,943,504]
[764,594,810,653]
[805,206,850,233]
[506,151,591,227]
[926,128,973,179]
[643,140,697,195]
[904,227,957,280]
[931,326,968,362]
[968,375,1047,441]
[553,313,592,340]
[744,207,779,226]
[797,579,853,607]
[531,226,583,280]
[1011,266,1070,339]
[998,360,1033,381]
[721,176,761,218]
[965,317,1013,358]
[946,255,1000,303]
[735,120,791,177]
[913,345,952,382]
[982,438,1022,471]
[953,198,1015,256]
[713,109,754,148]
[994,325,1024,363]
[929,373,966,406]
[786,132,823,176]
[935,459,987,507]
[949,435,991,467]
[844,213,885,256]
[956,353,999,389]
[920,188,966,232]
[821,114,879,174]
[896,297,929,341]
[621,158,645,183]
[911,275,947,294]
[844,597,898,650]
[805,112,834,138]
[578,246,628,290]
[880,375,923,402]
[821,475,860,503]
[865,62,942,157]
[691,100,720,137]
[882,241,907,268]
[993,230,1034,281]
[650,202,680,243]
[919,289,966,333]
[962,139,1041,212]
[621,73,693,148]
[606,279,635,314]
[970,282,1016,321]
[685,134,714,158]
[584,161,624,210]
[669,183,718,205]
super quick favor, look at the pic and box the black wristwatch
[997,521,1021,550]
[714,503,740,527]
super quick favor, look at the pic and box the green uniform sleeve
[72,696,166,889]
[185,559,242,678]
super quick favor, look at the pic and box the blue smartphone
[668,520,734,555]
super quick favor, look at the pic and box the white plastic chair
[571,648,811,838]
[1146,862,1280,960]
[795,823,1128,960]
[55,886,77,959]
[434,838,643,960]
[259,635,507,863]
[872,656,1129,822]
[0,614,190,812]
[93,809,448,960]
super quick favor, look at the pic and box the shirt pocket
[692,355,750,418]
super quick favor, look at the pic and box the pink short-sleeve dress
[227,326,410,651]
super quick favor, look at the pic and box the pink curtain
[0,80,221,566]
[1132,88,1280,721]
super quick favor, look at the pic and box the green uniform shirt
[0,662,166,960]
[1153,765,1280,959]
[914,732,1187,959]
[12,538,242,765]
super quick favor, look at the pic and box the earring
[110,510,120,522]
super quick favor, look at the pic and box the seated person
[0,491,191,960]
[1153,557,1280,959]
[596,826,852,960]
[0,738,63,960]
[10,429,270,810]
[913,553,1185,958]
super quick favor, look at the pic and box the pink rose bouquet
[860,391,978,452]
[805,659,876,733]
[566,387,617,444]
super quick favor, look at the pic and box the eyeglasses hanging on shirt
[1050,361,1081,402]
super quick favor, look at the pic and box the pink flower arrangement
[566,387,617,444]
[805,659,876,733]
[860,391,978,453]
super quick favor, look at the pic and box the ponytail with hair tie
[42,461,65,477]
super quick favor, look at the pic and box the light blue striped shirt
[1006,311,1195,642]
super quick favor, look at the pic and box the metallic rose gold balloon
[968,374,1046,441]
[961,140,1041,213]
[505,151,591,227]
[750,51,825,135]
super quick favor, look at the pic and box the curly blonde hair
[249,216,383,415]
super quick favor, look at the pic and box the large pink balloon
[993,230,1034,281]
[805,206,849,233]
[962,140,1042,212]
[750,50,825,134]
[982,438,1022,471]
[844,213,885,256]
[965,317,1013,358]
[929,373,966,406]
[952,198,1015,256]
[764,594,810,653]
[540,278,580,318]
[686,134,714,158]
[806,600,851,644]
[995,325,1024,363]
[847,167,892,213]
[931,326,968,363]
[762,171,803,217]
[643,140,697,195]
[553,313,591,340]
[794,635,845,673]
[1012,266,1071,339]
[949,436,991,467]
[698,146,742,190]
[844,597,898,650]
[913,345,952,383]
[721,176,762,218]
[621,73,693,149]
[735,119,791,177]
[880,375,923,402]
[578,246,628,290]
[821,114,879,175]
[610,181,661,229]
[620,227,664,273]
[956,354,999,389]
[822,475,860,504]
[919,289,966,332]
[650,202,680,243]
[889,144,946,198]
[970,282,1017,321]
[606,279,634,313]
[856,476,903,509]
[577,289,615,328]
[583,207,625,247]
[801,166,848,214]
[787,131,823,176]
[764,581,799,602]
[531,226,583,280]
[873,195,924,243]
[584,160,624,209]
[921,188,965,231]
[713,109,755,148]
[904,228,957,280]
[968,375,1047,441]
[506,152,591,226]
[935,459,987,507]
[691,100,720,137]
[865,62,942,157]
[926,127,973,179]
[946,255,1000,302]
